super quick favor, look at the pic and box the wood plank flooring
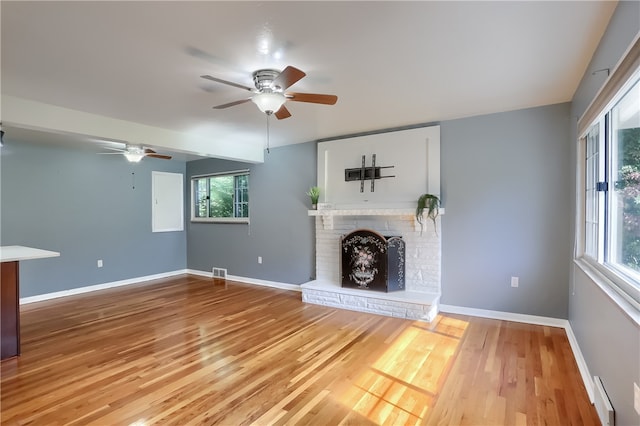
[1,275,599,425]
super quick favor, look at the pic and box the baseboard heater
[593,375,615,426]
[212,267,227,279]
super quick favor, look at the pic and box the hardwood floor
[1,275,598,425]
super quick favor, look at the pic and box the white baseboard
[20,269,301,305]
[185,268,214,278]
[20,269,189,304]
[439,304,594,403]
[564,321,595,403]
[184,269,302,292]
[226,274,302,292]
[439,304,568,327]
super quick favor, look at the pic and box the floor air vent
[593,376,614,426]
[212,267,227,279]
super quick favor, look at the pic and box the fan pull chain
[266,114,271,154]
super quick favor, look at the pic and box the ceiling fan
[201,66,338,119]
[99,145,172,163]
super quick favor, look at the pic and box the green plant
[306,186,320,205]
[416,194,441,234]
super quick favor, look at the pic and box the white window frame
[576,35,640,316]
[190,169,250,224]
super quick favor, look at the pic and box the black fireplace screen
[341,229,405,292]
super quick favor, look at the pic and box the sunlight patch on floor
[338,315,469,424]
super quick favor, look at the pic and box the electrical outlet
[511,276,519,287]
[634,382,640,415]
[258,256,262,264]
[97,259,103,268]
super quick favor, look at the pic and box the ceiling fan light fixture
[252,92,286,114]
[123,145,145,162]
[204,65,336,120]
[124,152,144,162]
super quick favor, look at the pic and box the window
[191,170,249,223]
[610,81,640,277]
[584,122,604,261]
[579,75,640,305]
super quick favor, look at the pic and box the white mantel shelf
[308,208,444,230]
[310,208,404,216]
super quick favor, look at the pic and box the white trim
[191,169,250,179]
[565,323,595,403]
[20,269,189,304]
[190,217,250,224]
[226,274,302,292]
[439,304,567,327]
[574,259,640,326]
[19,269,301,305]
[308,208,446,216]
[185,268,214,278]
[439,304,594,403]
[578,33,640,136]
[186,270,302,292]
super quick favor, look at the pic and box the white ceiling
[1,1,617,162]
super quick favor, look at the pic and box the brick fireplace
[301,207,442,321]
[302,124,442,321]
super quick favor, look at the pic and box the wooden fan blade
[274,105,292,120]
[201,75,253,92]
[144,148,156,154]
[286,92,338,105]
[146,154,172,160]
[272,66,306,91]
[213,98,252,109]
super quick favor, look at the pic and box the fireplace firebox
[340,229,405,292]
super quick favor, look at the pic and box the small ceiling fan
[201,66,337,119]
[99,145,172,162]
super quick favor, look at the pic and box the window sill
[190,218,250,224]
[574,258,640,326]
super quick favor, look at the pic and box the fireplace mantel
[308,207,445,230]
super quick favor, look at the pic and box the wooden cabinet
[1,261,20,359]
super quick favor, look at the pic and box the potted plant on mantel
[416,193,441,234]
[306,186,320,209]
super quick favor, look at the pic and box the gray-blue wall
[186,141,316,284]
[569,2,640,425]
[440,103,572,318]
[0,139,187,297]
